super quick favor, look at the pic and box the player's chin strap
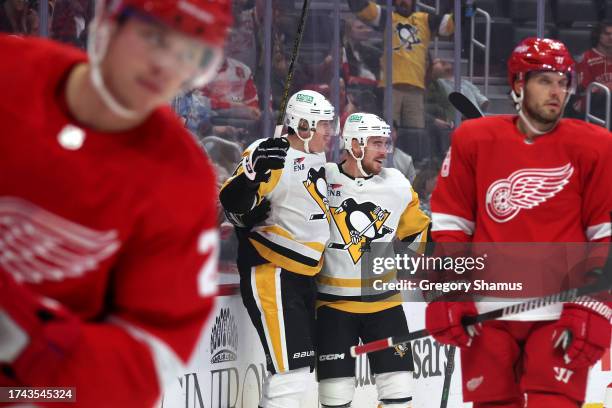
[347,144,370,177]
[87,18,140,119]
[296,127,314,154]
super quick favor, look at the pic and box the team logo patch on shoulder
[328,183,343,197]
[485,163,574,223]
[294,157,306,171]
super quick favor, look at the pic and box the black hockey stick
[448,91,484,119]
[350,268,611,357]
[328,217,379,250]
[439,345,456,408]
[272,0,311,138]
[328,213,394,250]
[351,276,611,356]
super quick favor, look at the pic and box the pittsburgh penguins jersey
[348,0,454,89]
[317,163,430,313]
[223,137,330,275]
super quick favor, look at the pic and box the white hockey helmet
[284,90,337,153]
[342,113,392,176]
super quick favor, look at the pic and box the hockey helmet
[507,37,576,94]
[88,0,231,118]
[507,38,575,136]
[342,113,392,153]
[284,90,337,153]
[101,0,232,47]
[285,90,336,133]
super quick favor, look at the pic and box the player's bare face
[522,72,569,125]
[308,120,333,153]
[103,19,208,112]
[362,136,390,175]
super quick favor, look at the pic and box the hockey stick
[328,217,378,250]
[439,345,456,408]
[272,0,311,138]
[448,91,484,119]
[350,271,611,357]
[328,212,393,250]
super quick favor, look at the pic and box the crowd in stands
[1,0,92,46]
[3,0,610,218]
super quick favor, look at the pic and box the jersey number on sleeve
[197,229,220,297]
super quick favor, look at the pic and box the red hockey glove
[0,270,81,385]
[553,298,612,370]
[425,301,480,348]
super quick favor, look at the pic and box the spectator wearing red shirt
[201,56,261,120]
[573,21,612,120]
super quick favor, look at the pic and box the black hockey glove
[225,198,271,230]
[243,138,290,182]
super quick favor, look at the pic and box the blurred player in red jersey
[0,0,232,406]
[426,38,612,407]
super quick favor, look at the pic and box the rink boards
[161,292,611,408]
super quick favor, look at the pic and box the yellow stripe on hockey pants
[253,264,287,373]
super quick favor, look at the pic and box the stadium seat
[512,25,555,46]
[606,0,612,19]
[556,0,599,26]
[508,0,554,22]
[474,0,509,19]
[557,27,592,56]
[474,19,514,60]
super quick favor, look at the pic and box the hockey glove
[243,137,290,182]
[553,298,612,369]
[0,270,81,385]
[426,301,480,348]
[225,198,271,229]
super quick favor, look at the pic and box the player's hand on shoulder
[243,137,290,182]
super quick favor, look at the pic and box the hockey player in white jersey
[316,113,430,408]
[220,89,337,408]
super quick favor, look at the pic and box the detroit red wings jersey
[577,48,612,90]
[431,116,612,243]
[0,35,219,407]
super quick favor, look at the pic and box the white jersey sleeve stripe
[586,222,611,241]
[431,212,475,235]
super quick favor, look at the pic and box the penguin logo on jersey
[303,167,330,222]
[394,23,420,51]
[328,198,394,264]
